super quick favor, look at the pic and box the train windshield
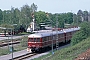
[29,38,33,42]
[29,38,40,42]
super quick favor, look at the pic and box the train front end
[27,34,43,52]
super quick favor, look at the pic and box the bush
[71,31,87,45]
[71,21,90,45]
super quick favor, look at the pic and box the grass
[34,53,52,60]
[0,36,28,56]
[0,45,27,56]
[34,37,90,60]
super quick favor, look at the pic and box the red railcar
[27,27,80,52]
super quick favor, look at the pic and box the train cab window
[29,38,33,42]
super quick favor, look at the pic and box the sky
[0,0,90,14]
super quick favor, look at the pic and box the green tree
[0,9,3,24]
[83,11,88,21]
[71,21,90,45]
[20,4,32,29]
[58,14,64,28]
[35,11,47,24]
[65,12,73,24]
[13,8,20,24]
[30,3,38,13]
[11,7,15,24]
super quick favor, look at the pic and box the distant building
[88,12,90,22]
[27,18,37,32]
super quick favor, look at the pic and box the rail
[0,41,20,47]
[9,53,37,60]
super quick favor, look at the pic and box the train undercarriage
[28,46,51,53]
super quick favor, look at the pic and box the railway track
[6,41,70,60]
[0,41,20,47]
[9,53,37,60]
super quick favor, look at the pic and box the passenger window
[50,36,52,40]
[47,36,49,41]
[34,38,37,42]
[43,37,47,42]
[53,35,55,40]
[37,38,40,42]
[43,37,45,42]
[59,34,60,38]
[42,38,44,42]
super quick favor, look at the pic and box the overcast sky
[0,0,90,13]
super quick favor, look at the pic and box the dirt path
[75,49,90,60]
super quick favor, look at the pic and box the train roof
[63,27,80,33]
[28,27,80,38]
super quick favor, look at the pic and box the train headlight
[29,45,31,47]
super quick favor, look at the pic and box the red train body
[27,27,80,52]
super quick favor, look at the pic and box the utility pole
[46,13,54,55]
[51,30,54,55]
[10,6,14,60]
[71,10,74,27]
[11,29,13,60]
[73,12,74,27]
[56,15,59,50]
[3,12,4,23]
[8,35,9,54]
